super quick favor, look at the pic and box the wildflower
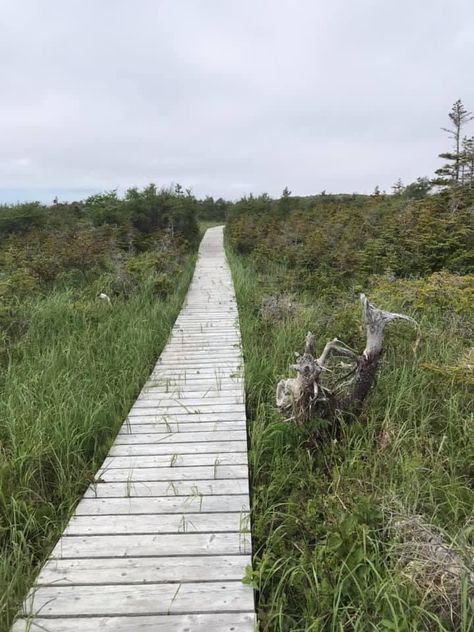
[98,292,111,304]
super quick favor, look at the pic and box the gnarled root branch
[276,332,325,423]
[276,294,417,425]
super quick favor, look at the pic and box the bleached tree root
[276,294,417,425]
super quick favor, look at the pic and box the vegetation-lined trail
[0,186,201,630]
[1,95,473,629]
[11,227,255,632]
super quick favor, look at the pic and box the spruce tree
[434,100,473,187]
[277,187,292,216]
[461,136,474,189]
[391,178,404,195]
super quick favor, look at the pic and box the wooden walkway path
[13,227,255,632]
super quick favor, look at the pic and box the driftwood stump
[276,293,416,425]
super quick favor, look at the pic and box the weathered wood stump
[276,293,416,425]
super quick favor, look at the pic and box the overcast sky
[1,0,474,203]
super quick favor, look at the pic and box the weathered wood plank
[176,314,237,319]
[50,532,251,558]
[171,325,239,331]
[157,359,242,368]
[167,339,241,345]
[152,366,242,373]
[149,377,241,384]
[161,341,240,347]
[135,396,244,407]
[117,422,246,434]
[168,334,240,341]
[145,380,243,389]
[134,390,245,398]
[147,382,241,389]
[113,431,246,445]
[23,582,254,616]
[130,404,246,414]
[158,357,242,366]
[64,512,249,535]
[142,379,244,392]
[84,479,249,498]
[141,388,243,398]
[150,371,242,380]
[36,555,251,585]
[108,441,248,457]
[125,412,246,422]
[13,612,256,632]
[101,452,248,469]
[158,361,240,366]
[137,392,244,401]
[74,494,250,515]
[154,366,240,372]
[160,348,241,356]
[177,307,237,312]
[96,464,248,482]
[145,376,242,383]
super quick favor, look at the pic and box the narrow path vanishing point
[13,227,256,632]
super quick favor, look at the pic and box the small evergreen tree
[434,100,473,187]
[391,178,404,195]
[461,136,474,189]
[402,177,432,200]
[277,187,292,216]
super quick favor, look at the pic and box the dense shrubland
[226,178,473,629]
[227,190,473,291]
[0,185,199,353]
[0,185,199,629]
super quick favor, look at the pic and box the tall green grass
[0,257,195,630]
[228,252,473,632]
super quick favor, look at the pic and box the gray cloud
[1,0,473,202]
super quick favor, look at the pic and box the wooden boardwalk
[13,227,255,632]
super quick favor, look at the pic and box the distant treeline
[0,184,200,244]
